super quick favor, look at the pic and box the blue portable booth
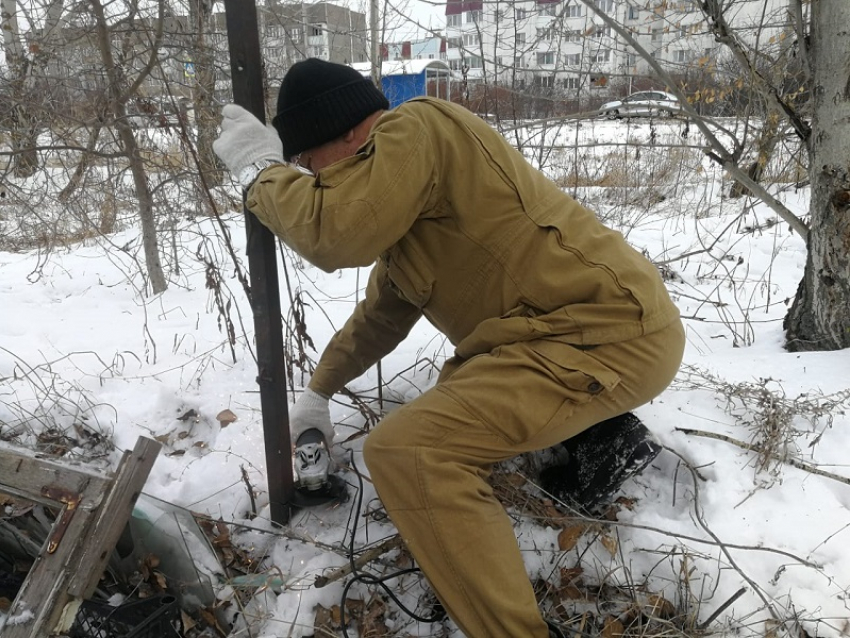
[351,60,453,109]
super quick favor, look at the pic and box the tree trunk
[8,102,39,178]
[191,0,223,192]
[784,1,850,351]
[59,118,104,203]
[90,0,168,295]
[2,0,38,177]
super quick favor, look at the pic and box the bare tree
[88,0,168,294]
[1,0,65,177]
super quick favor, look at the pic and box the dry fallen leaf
[216,409,238,428]
[560,566,583,585]
[314,603,336,634]
[646,594,677,619]
[602,616,625,638]
[600,533,618,556]
[558,584,585,600]
[557,525,587,551]
[181,610,196,632]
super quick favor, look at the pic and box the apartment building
[444,0,793,96]
[261,1,369,77]
[382,36,448,62]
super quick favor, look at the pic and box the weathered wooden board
[0,436,161,637]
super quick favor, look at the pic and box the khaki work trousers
[362,319,685,638]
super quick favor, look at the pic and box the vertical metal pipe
[222,0,293,524]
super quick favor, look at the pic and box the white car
[600,91,681,119]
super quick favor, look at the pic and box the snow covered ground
[1,118,848,637]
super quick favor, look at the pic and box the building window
[290,27,302,43]
[311,26,322,36]
[465,10,482,23]
[539,3,558,16]
[592,25,611,38]
[516,8,527,19]
[515,55,524,68]
[565,4,582,17]
[563,76,580,89]
[516,33,526,45]
[567,29,582,43]
[626,52,637,65]
[467,55,483,68]
[447,14,462,27]
[564,53,581,65]
[537,51,555,65]
[463,33,480,46]
[672,0,697,12]
[534,75,554,87]
[592,49,610,63]
[448,36,461,48]
[628,5,640,19]
[673,49,691,62]
[651,27,663,42]
[594,0,614,11]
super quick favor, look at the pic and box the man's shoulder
[395,97,491,131]
[396,97,463,117]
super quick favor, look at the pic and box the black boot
[539,412,661,513]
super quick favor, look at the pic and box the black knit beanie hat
[273,58,390,161]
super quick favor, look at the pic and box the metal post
[222,0,293,525]
[370,0,380,85]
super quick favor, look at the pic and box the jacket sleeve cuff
[238,159,280,188]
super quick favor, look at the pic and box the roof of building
[350,59,451,77]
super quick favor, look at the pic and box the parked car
[600,91,681,119]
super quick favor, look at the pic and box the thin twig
[675,427,850,486]
[313,535,404,588]
[240,464,258,519]
[666,448,783,622]
[698,586,747,630]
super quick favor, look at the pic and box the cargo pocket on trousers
[528,339,621,428]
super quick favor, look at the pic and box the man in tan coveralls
[214,58,684,638]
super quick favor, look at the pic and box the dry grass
[489,469,707,638]
[674,365,850,477]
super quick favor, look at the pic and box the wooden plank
[2,476,104,638]
[0,436,161,638]
[66,436,161,599]
[0,445,109,501]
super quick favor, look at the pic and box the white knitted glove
[213,104,284,186]
[290,388,335,447]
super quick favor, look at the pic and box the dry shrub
[675,365,850,477]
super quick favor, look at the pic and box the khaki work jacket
[246,97,680,397]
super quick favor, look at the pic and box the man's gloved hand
[290,388,335,448]
[213,104,284,186]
